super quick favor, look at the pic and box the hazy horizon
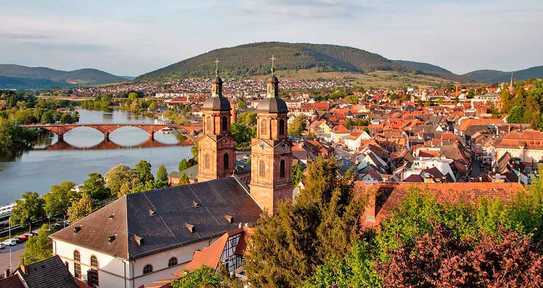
[1,0,542,76]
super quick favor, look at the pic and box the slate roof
[20,256,78,288]
[0,275,25,288]
[51,177,262,260]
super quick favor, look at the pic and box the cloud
[0,32,52,40]
[236,0,368,18]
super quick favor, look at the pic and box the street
[0,243,24,273]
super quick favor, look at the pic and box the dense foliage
[500,79,543,129]
[22,224,52,265]
[0,91,78,160]
[245,157,363,287]
[230,111,256,149]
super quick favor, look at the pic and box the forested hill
[462,66,543,84]
[137,42,408,81]
[0,64,127,89]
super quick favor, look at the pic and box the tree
[173,267,223,288]
[230,122,254,149]
[179,173,190,185]
[288,115,306,137]
[105,165,135,197]
[179,159,190,172]
[22,224,52,265]
[134,160,154,184]
[67,193,93,223]
[379,225,543,288]
[237,111,257,127]
[507,105,526,123]
[155,165,169,188]
[304,241,381,288]
[10,192,45,230]
[291,162,305,186]
[191,145,198,161]
[245,157,363,287]
[81,173,111,200]
[43,181,77,219]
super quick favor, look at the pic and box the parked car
[17,234,29,242]
[0,243,5,249]
[2,239,17,246]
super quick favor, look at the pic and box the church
[49,62,293,288]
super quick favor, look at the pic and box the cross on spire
[270,55,276,76]
[214,58,220,78]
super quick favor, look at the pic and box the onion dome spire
[203,59,230,111]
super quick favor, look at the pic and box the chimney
[362,186,377,228]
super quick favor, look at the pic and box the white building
[50,178,261,288]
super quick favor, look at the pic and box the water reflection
[0,109,193,205]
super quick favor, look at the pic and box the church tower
[250,56,293,215]
[197,61,236,182]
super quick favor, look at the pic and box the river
[0,109,192,205]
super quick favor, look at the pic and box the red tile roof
[356,182,525,228]
[458,118,504,132]
[496,130,543,149]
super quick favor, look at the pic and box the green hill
[463,66,543,83]
[137,42,411,81]
[0,64,127,89]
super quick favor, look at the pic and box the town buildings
[50,68,294,288]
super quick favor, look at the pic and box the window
[206,116,212,133]
[204,154,210,169]
[168,257,178,267]
[90,255,98,268]
[260,120,267,137]
[259,160,266,177]
[143,264,153,275]
[221,116,228,132]
[73,250,81,279]
[279,119,285,136]
[223,153,229,170]
[280,160,286,178]
[88,255,99,287]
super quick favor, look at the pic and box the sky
[1,0,542,76]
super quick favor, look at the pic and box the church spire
[211,59,223,98]
[267,55,279,98]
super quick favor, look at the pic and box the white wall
[53,236,217,288]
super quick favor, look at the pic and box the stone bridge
[22,123,201,141]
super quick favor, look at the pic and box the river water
[0,109,192,205]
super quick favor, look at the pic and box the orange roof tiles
[458,118,504,132]
[496,129,543,149]
[356,182,525,228]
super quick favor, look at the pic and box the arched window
[221,116,228,132]
[279,119,285,136]
[143,264,153,275]
[260,120,267,137]
[280,159,286,178]
[206,116,213,133]
[88,255,99,287]
[204,154,210,169]
[90,255,98,268]
[223,153,229,170]
[168,257,178,267]
[259,160,266,177]
[73,250,81,279]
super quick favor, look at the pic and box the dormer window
[224,214,234,223]
[185,223,195,233]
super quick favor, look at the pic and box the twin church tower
[197,60,292,214]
